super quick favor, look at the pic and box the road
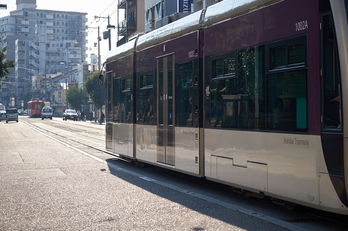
[0,116,346,230]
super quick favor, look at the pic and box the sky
[0,0,120,64]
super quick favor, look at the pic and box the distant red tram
[27,100,45,118]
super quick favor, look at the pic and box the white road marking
[24,121,308,231]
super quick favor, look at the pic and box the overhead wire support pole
[94,15,115,51]
[98,26,101,72]
[108,16,111,51]
[87,26,101,72]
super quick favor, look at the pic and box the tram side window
[322,14,342,130]
[208,36,307,132]
[210,47,263,129]
[238,47,264,129]
[113,78,121,122]
[113,76,133,123]
[122,77,133,123]
[138,71,155,124]
[266,38,307,131]
[266,70,307,131]
[210,54,237,128]
[176,61,194,126]
[107,72,112,122]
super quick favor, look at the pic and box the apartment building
[144,0,223,33]
[0,0,87,107]
[117,0,145,46]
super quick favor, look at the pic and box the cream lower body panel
[136,124,157,163]
[112,123,134,158]
[205,129,348,213]
[174,127,200,176]
[135,125,200,176]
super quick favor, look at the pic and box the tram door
[157,55,175,165]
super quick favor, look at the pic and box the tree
[65,85,85,110]
[85,71,105,123]
[85,71,105,110]
[0,39,15,89]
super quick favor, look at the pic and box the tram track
[20,117,348,230]
[21,117,123,161]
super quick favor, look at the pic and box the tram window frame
[122,78,131,92]
[212,56,236,79]
[137,70,156,125]
[266,36,307,72]
[176,61,195,127]
[140,72,154,89]
[321,13,342,131]
[206,35,308,133]
[265,35,308,132]
[106,72,113,122]
[208,48,264,130]
[113,75,133,123]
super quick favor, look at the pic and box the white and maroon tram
[106,0,348,215]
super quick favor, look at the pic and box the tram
[106,0,348,215]
[27,100,45,118]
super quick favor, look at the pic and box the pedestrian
[90,111,93,121]
[81,111,85,121]
[101,112,105,123]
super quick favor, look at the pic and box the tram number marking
[188,49,198,58]
[295,20,308,32]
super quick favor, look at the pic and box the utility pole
[108,16,111,51]
[98,26,101,71]
[94,15,115,51]
[89,26,101,71]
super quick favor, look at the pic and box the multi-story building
[117,0,145,46]
[144,0,223,33]
[115,0,224,47]
[0,0,88,107]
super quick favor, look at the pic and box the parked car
[41,106,53,120]
[63,109,78,121]
[0,110,6,122]
[6,108,18,123]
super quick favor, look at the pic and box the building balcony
[118,18,136,36]
[29,51,39,59]
[19,27,29,33]
[19,20,29,25]
[29,41,38,50]
[68,53,82,60]
[118,0,135,9]
[118,0,127,9]
[29,60,38,68]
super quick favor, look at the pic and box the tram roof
[204,0,281,27]
[136,10,203,52]
[107,0,282,61]
[106,38,137,62]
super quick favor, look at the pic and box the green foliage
[0,39,15,89]
[65,85,85,110]
[85,71,105,109]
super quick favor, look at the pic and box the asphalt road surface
[0,117,346,230]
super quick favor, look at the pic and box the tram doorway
[157,55,175,166]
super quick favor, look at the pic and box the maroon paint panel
[204,0,320,135]
[107,54,134,78]
[136,31,199,72]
